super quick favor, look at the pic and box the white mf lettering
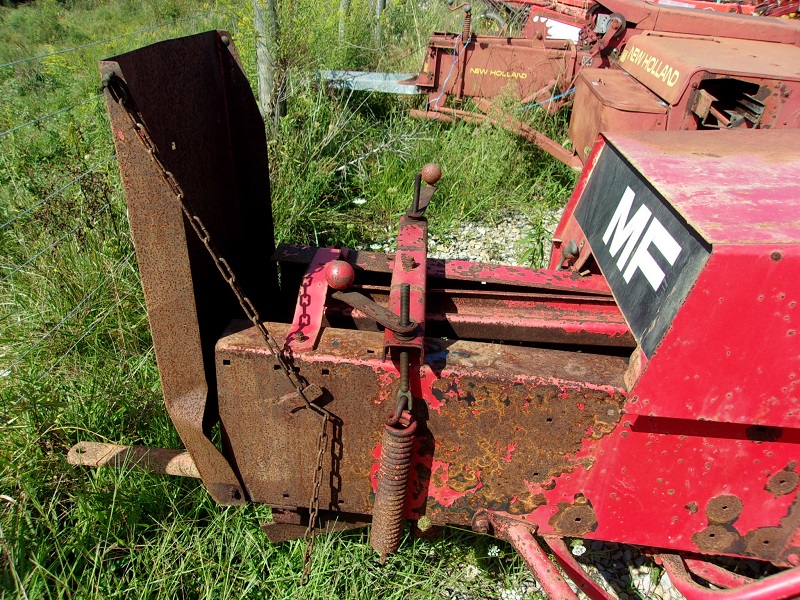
[601,186,682,291]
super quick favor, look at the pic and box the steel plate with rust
[215,321,628,525]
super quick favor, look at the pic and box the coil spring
[462,10,472,42]
[370,410,417,562]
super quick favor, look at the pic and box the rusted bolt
[325,260,355,290]
[473,514,492,534]
[421,163,442,185]
[562,239,579,261]
[295,332,307,342]
[766,469,799,496]
[771,251,782,262]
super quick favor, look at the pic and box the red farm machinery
[67,30,800,598]
[326,0,800,168]
[477,0,799,38]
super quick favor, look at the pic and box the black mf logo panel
[575,145,711,357]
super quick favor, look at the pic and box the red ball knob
[325,260,355,290]
[421,163,442,185]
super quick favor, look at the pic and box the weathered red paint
[287,247,340,351]
[661,554,800,599]
[275,244,613,295]
[384,215,427,354]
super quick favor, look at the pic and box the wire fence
[0,94,103,140]
[2,249,135,379]
[0,13,209,70]
[0,7,240,415]
[0,155,116,231]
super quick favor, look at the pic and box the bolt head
[421,163,442,185]
[325,260,355,290]
[472,513,492,534]
[220,35,231,46]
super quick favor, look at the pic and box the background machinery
[327,0,800,167]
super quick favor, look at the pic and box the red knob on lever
[325,260,355,290]
[421,163,442,185]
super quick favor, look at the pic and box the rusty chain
[105,75,329,585]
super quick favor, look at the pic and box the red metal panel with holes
[526,130,800,567]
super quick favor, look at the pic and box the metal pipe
[660,554,800,600]
[684,558,756,589]
[67,442,200,478]
[543,536,614,600]
[506,524,579,600]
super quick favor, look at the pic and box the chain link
[105,75,329,583]
[301,414,329,584]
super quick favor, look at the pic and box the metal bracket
[331,290,418,334]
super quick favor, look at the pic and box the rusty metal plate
[215,321,628,525]
[103,31,278,504]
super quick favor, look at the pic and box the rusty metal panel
[215,321,628,525]
[102,31,278,504]
[421,33,578,102]
[618,33,800,106]
[569,68,667,163]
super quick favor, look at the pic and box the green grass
[0,0,576,597]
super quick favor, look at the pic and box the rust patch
[549,500,598,536]
[692,524,741,553]
[508,493,547,515]
[217,321,626,525]
[706,495,743,524]
[426,375,625,521]
[685,501,698,515]
[745,527,784,561]
[743,483,800,564]
[693,471,800,564]
[767,469,799,497]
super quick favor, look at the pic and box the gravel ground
[357,210,563,267]
[440,541,685,600]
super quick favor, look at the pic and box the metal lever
[331,290,418,334]
[407,163,442,219]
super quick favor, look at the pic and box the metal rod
[67,442,200,478]
[399,350,409,393]
[543,537,614,600]
[400,282,410,327]
[506,524,579,600]
[660,554,800,600]
[684,558,756,589]
[411,174,422,215]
